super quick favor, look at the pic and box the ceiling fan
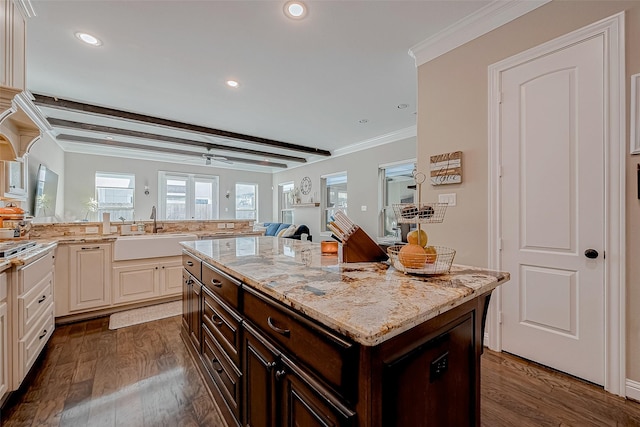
[202,152,232,165]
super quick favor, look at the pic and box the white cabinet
[112,257,182,305]
[69,244,111,312]
[1,0,26,92]
[0,271,8,401]
[13,250,54,389]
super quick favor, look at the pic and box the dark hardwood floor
[1,315,639,426]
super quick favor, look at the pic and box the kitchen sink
[113,233,198,261]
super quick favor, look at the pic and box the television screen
[34,164,59,218]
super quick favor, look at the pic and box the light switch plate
[361,205,367,211]
[438,193,457,206]
[85,226,99,234]
[226,223,235,229]
[217,223,226,229]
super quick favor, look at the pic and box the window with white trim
[95,172,135,221]
[278,182,294,224]
[159,172,219,220]
[321,172,347,233]
[379,162,415,238]
[235,183,258,220]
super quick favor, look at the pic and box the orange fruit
[424,246,437,264]
[407,229,428,247]
[398,244,427,268]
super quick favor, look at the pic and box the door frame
[487,12,626,396]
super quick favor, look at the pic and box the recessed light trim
[284,1,307,19]
[397,104,409,109]
[75,32,102,46]
[226,80,240,88]
[358,119,369,124]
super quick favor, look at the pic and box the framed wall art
[430,151,462,185]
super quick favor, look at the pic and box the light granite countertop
[181,236,510,346]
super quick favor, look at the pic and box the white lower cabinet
[13,249,55,389]
[112,257,182,305]
[69,244,112,312]
[0,271,8,401]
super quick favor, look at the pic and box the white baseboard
[626,379,640,402]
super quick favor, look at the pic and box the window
[379,162,415,238]
[321,173,347,233]
[95,172,135,221]
[235,183,258,220]
[278,182,294,224]
[159,172,219,220]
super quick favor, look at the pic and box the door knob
[584,249,599,259]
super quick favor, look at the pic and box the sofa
[259,222,312,241]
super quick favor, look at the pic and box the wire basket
[387,245,456,275]
[393,203,448,224]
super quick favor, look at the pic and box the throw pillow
[265,223,280,236]
[280,224,297,237]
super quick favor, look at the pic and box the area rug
[108,301,182,330]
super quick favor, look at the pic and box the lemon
[407,229,428,247]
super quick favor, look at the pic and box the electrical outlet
[85,226,99,234]
[110,226,117,233]
[361,205,367,211]
[217,223,226,229]
[226,223,235,229]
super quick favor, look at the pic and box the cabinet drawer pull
[211,358,224,374]
[38,295,46,303]
[211,279,223,288]
[187,278,194,285]
[267,316,290,337]
[39,329,47,340]
[211,314,224,327]
[81,246,100,250]
[186,261,194,266]
[275,369,286,381]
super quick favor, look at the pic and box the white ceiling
[25,0,492,172]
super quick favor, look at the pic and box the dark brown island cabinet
[181,250,496,427]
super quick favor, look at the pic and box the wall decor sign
[430,151,462,185]
[631,73,640,154]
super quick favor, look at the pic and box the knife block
[340,227,388,263]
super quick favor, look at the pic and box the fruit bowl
[387,245,456,275]
[393,203,448,224]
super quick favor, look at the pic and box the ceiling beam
[57,134,288,168]
[33,94,332,157]
[48,118,307,163]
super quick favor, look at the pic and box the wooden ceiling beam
[57,134,288,168]
[33,94,331,157]
[48,118,307,163]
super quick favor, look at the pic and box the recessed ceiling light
[284,1,307,19]
[226,80,240,88]
[358,119,369,124]
[397,104,409,109]
[75,32,102,46]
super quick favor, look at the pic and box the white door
[500,34,605,385]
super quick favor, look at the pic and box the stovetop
[0,241,37,258]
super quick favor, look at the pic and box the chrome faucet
[150,205,163,233]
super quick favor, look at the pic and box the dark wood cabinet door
[188,279,201,351]
[182,270,190,331]
[382,315,475,427]
[279,356,356,427]
[243,323,278,427]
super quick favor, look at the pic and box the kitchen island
[180,236,509,427]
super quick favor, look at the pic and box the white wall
[27,134,65,218]
[63,152,273,222]
[272,137,416,240]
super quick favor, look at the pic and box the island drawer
[202,262,240,309]
[182,252,202,281]
[202,323,241,422]
[202,286,242,368]
[242,286,358,398]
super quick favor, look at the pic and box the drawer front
[18,271,53,338]
[202,262,240,309]
[243,286,357,398]
[182,252,202,281]
[20,251,54,295]
[19,308,54,384]
[202,287,242,368]
[202,323,241,422]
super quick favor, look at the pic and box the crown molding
[408,0,551,67]
[333,125,416,157]
[13,91,53,133]
[13,0,36,18]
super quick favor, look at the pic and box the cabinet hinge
[497,91,503,104]
[498,238,503,251]
[498,311,503,324]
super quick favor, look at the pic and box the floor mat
[108,300,182,329]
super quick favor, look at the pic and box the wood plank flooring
[1,315,640,426]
